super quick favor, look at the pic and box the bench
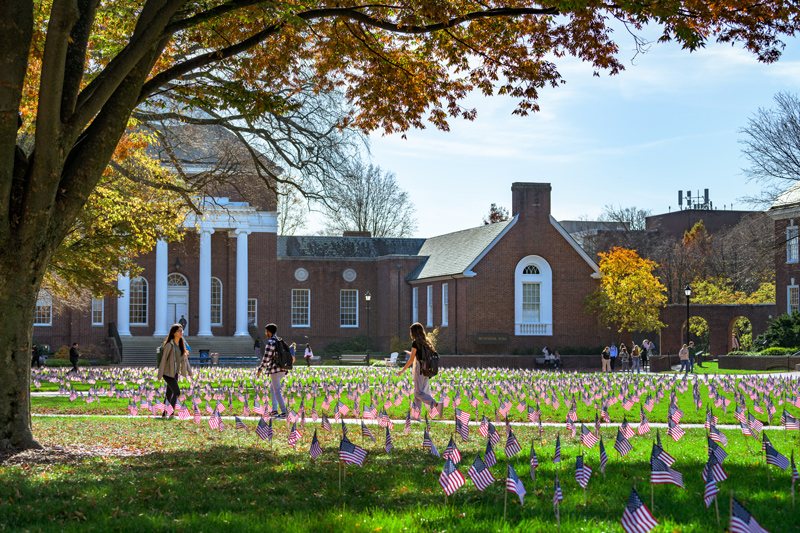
[338,354,370,366]
[188,356,259,367]
[535,357,555,370]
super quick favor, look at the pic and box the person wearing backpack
[397,322,442,418]
[156,324,192,420]
[256,323,293,418]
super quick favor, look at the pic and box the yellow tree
[586,247,667,335]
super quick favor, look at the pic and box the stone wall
[717,355,799,372]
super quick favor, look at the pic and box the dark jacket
[69,347,80,361]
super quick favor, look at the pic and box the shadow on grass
[2,437,800,533]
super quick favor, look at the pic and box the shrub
[389,336,410,354]
[45,358,90,367]
[757,347,799,356]
[756,313,800,348]
[323,335,371,355]
[427,327,452,354]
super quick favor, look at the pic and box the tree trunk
[0,273,43,450]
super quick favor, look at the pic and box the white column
[197,228,214,337]
[117,274,131,336]
[234,228,251,336]
[153,239,169,337]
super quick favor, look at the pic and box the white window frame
[412,287,419,324]
[340,289,359,327]
[91,297,104,326]
[34,291,52,326]
[522,282,541,323]
[426,285,433,327]
[129,277,148,326]
[248,298,258,326]
[442,283,449,326]
[292,289,310,327]
[514,256,553,336]
[789,280,799,314]
[210,277,223,326]
[788,223,799,263]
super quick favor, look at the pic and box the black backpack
[274,336,293,371]
[417,344,439,378]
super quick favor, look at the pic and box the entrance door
[167,273,190,334]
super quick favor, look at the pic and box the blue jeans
[688,358,695,373]
[679,360,689,373]
[631,358,640,374]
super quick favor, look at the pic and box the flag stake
[729,491,733,532]
[503,464,508,522]
[714,493,720,525]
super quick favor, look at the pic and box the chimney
[343,230,371,238]
[511,182,551,218]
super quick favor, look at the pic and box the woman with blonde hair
[397,322,442,418]
[157,324,192,419]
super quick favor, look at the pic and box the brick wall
[718,355,798,371]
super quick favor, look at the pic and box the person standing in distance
[397,322,442,418]
[156,324,192,420]
[31,343,42,369]
[253,337,262,359]
[609,342,618,372]
[257,323,292,418]
[304,343,313,367]
[69,343,81,373]
[178,315,188,334]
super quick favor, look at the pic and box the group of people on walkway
[601,339,655,374]
[678,340,704,375]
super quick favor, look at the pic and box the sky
[310,25,800,239]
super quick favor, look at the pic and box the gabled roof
[278,236,425,258]
[768,182,800,218]
[407,218,515,281]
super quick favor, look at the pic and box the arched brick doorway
[660,304,775,355]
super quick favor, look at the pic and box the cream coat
[157,340,191,380]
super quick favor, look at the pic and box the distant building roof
[769,182,800,216]
[407,219,514,281]
[277,235,425,258]
[558,220,629,233]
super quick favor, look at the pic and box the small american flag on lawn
[384,426,393,454]
[235,416,249,434]
[487,422,502,446]
[782,409,799,430]
[709,425,728,446]
[505,430,522,458]
[668,404,683,424]
[638,410,651,436]
[506,463,526,505]
[439,458,465,496]
[309,429,322,460]
[761,431,772,453]
[703,478,718,509]
[650,456,684,488]
[361,421,375,443]
[651,441,676,466]
[599,437,608,473]
[730,497,770,533]
[444,436,462,464]
[620,418,635,440]
[621,487,658,533]
[208,410,220,430]
[708,437,728,464]
[765,443,790,471]
[575,455,592,489]
[378,408,393,429]
[702,452,727,483]
[667,418,685,442]
[747,413,763,434]
[455,408,470,424]
[321,414,332,433]
[581,424,598,448]
[429,402,440,419]
[404,411,411,435]
[288,422,302,447]
[455,418,469,442]
[484,439,497,468]
[256,417,273,441]
[467,455,496,491]
[553,473,563,505]
[614,429,632,457]
[339,436,367,467]
[553,434,562,463]
[791,451,799,482]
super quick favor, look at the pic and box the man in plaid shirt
[257,324,293,418]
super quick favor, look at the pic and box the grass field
[2,416,799,532]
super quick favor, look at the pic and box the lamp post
[365,291,372,364]
[684,284,692,347]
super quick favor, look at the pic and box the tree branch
[60,0,101,122]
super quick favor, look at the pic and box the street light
[365,291,372,364]
[684,284,692,348]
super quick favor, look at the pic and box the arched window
[130,277,148,325]
[168,273,188,286]
[211,277,222,326]
[515,256,552,336]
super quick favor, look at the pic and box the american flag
[614,429,632,457]
[553,434,562,463]
[384,426,393,454]
[552,473,563,505]
[487,422,502,446]
[439,457,465,495]
[479,416,489,437]
[378,408,393,429]
[566,416,576,438]
[430,402,440,419]
[321,413,332,433]
[235,416,249,434]
[730,497,769,533]
[506,463,526,505]
[739,422,753,436]
[734,405,748,423]
[652,441,676,466]
[256,417,273,441]
[575,455,592,489]
[287,422,302,446]
[705,407,718,429]
[599,437,608,474]
[505,430,522,458]
[620,418,635,440]
[709,425,728,446]
[792,451,799,482]
[193,407,202,425]
[362,404,378,419]
[747,413,763,434]
[208,410,220,430]
[702,452,728,483]
[467,455,496,491]
[530,441,539,475]
[667,418,685,442]
[622,397,635,410]
[708,437,728,464]
[455,408,470,425]
[581,424,598,448]
[650,456,684,488]
[341,420,348,438]
[423,429,438,457]
[404,411,411,435]
[339,436,367,467]
[621,487,658,533]
[668,404,683,423]
[781,409,799,430]
[765,444,790,471]
[127,400,138,417]
[703,478,718,509]
[410,403,421,420]
[527,405,538,423]
[761,432,772,453]
[444,436,462,464]
[638,410,651,436]
[309,429,323,459]
[361,421,375,443]
[594,412,601,435]
[484,439,497,468]
[455,418,469,442]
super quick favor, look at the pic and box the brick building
[33,182,610,356]
[768,182,800,316]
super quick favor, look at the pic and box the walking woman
[397,322,442,417]
[157,324,192,420]
[304,343,313,367]
[631,344,641,374]
[601,346,611,373]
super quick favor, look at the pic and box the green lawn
[2,417,798,532]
